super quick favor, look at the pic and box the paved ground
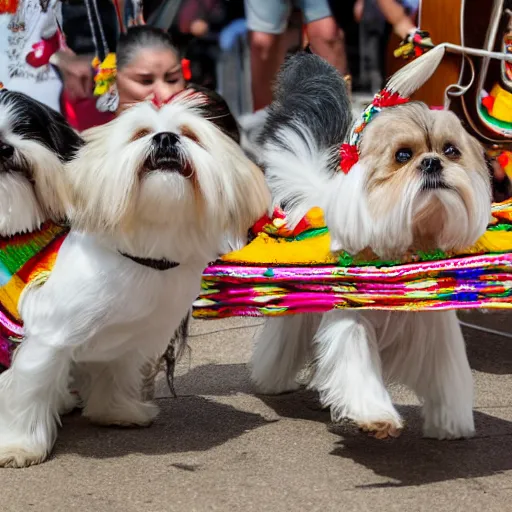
[3,311,512,511]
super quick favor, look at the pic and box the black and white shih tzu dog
[0,87,269,467]
[0,89,82,463]
[251,53,492,440]
[0,89,81,237]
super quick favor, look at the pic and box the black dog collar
[120,252,180,271]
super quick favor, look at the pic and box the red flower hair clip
[339,143,359,174]
[181,59,192,81]
[372,90,409,108]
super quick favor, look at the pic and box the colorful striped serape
[193,200,512,319]
[0,222,67,369]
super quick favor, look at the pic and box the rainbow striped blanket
[0,222,67,369]
[193,200,512,319]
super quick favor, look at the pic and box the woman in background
[54,20,187,129]
[114,25,186,113]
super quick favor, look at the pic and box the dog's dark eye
[395,148,413,163]
[443,143,461,159]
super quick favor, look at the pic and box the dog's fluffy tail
[259,53,352,228]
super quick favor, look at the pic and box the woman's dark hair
[116,26,179,70]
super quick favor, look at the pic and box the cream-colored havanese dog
[0,87,269,467]
[251,54,492,440]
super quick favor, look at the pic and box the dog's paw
[422,404,475,440]
[0,444,49,468]
[85,401,159,428]
[422,420,475,440]
[358,420,403,440]
[423,425,475,441]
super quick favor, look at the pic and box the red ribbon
[151,88,208,109]
[372,90,410,108]
[181,59,192,81]
[339,144,359,174]
[151,95,164,109]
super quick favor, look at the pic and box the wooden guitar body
[387,0,512,149]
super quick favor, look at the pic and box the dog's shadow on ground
[56,363,269,461]
[257,374,512,486]
[169,363,254,397]
[57,395,272,461]
[163,356,512,489]
[260,392,512,487]
[56,328,512,484]
[329,406,512,488]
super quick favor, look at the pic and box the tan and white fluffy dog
[251,54,492,440]
[0,88,269,467]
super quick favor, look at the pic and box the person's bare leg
[306,17,348,75]
[249,31,287,111]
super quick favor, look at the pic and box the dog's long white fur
[264,127,334,230]
[0,107,68,236]
[0,97,269,467]
[252,105,490,439]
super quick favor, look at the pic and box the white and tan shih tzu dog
[251,53,492,440]
[0,87,269,467]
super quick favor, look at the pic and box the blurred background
[136,0,413,117]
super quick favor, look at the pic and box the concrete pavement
[3,311,512,512]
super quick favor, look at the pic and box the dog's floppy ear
[0,90,83,162]
[43,105,84,162]
[185,84,240,144]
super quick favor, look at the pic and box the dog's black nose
[152,132,180,150]
[0,142,14,160]
[420,157,443,174]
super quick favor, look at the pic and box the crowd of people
[0,0,421,129]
